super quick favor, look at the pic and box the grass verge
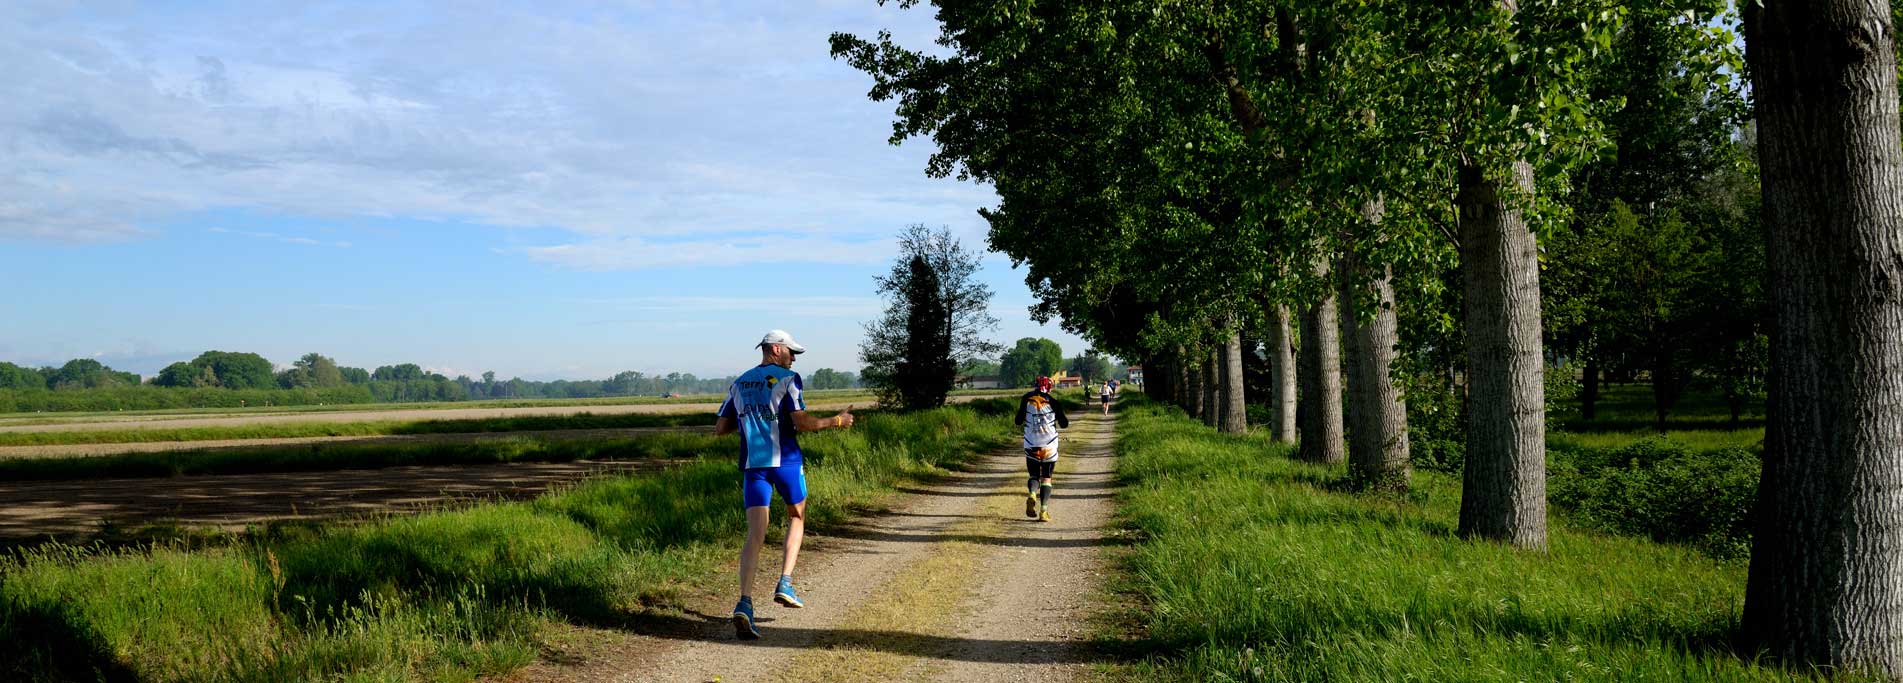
[1098,397,1854,682]
[0,399,1017,682]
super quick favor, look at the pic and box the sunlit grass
[1100,399,1846,682]
[0,398,1022,681]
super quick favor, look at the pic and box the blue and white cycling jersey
[716,364,806,469]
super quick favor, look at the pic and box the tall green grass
[0,399,1017,682]
[1103,399,1849,682]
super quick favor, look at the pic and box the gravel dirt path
[509,409,1119,683]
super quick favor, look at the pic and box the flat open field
[0,391,1015,458]
[0,389,895,433]
[0,393,1029,541]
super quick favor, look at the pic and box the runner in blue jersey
[715,329,855,640]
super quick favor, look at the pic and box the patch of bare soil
[0,458,686,538]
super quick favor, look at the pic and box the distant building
[1051,370,1084,388]
[957,375,1002,389]
[1127,366,1144,385]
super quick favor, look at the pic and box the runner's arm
[1056,402,1070,429]
[790,410,852,432]
[715,392,739,436]
[1014,395,1028,426]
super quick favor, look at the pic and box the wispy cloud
[514,235,891,270]
[572,295,882,318]
[0,2,989,268]
[207,227,350,248]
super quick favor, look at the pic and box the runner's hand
[835,406,855,429]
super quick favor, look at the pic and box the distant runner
[715,329,855,640]
[1016,376,1069,522]
[1099,379,1114,415]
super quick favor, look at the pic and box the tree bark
[1298,259,1345,464]
[1201,348,1220,428]
[1267,305,1299,443]
[1220,326,1249,434]
[1741,0,1903,673]
[1340,200,1411,490]
[1454,159,1547,549]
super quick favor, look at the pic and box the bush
[0,385,379,413]
[1548,438,1760,560]
[1404,373,1464,473]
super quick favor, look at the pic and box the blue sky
[0,0,1090,380]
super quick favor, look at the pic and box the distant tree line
[0,351,865,413]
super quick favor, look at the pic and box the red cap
[1036,376,1053,390]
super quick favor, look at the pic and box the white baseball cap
[757,329,806,354]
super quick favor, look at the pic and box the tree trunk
[1186,353,1204,419]
[1173,351,1191,411]
[1216,337,1233,431]
[1454,159,1547,549]
[1298,259,1345,464]
[1267,305,1299,443]
[1340,200,1411,490]
[1201,348,1220,428]
[1741,0,1903,673]
[1221,327,1248,434]
[1581,358,1599,421]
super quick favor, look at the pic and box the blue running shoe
[732,597,760,640]
[773,576,805,609]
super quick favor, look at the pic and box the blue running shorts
[742,462,807,509]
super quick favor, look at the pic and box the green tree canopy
[1069,352,1114,386]
[807,368,855,390]
[0,362,46,390]
[46,359,139,389]
[372,364,427,382]
[999,338,1063,389]
[860,225,1002,410]
[181,351,276,390]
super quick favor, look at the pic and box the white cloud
[0,2,994,268]
[575,295,883,318]
[514,234,892,270]
[207,227,349,248]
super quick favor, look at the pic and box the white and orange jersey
[1015,390,1069,460]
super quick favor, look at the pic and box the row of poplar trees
[835,0,1903,675]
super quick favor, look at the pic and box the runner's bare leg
[739,506,770,598]
[781,501,806,578]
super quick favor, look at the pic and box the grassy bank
[1101,399,1841,682]
[0,399,1017,682]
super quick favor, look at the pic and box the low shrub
[1548,438,1760,560]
